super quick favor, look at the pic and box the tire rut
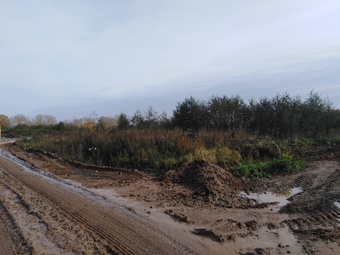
[0,199,31,255]
[0,152,195,255]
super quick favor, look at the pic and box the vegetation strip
[1,91,339,176]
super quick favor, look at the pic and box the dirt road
[0,145,198,254]
[0,142,340,254]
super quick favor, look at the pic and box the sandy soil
[0,142,339,254]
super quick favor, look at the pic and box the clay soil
[0,142,340,255]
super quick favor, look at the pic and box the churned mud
[0,142,339,254]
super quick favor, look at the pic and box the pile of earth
[162,161,251,208]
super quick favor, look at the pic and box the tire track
[0,199,31,255]
[0,208,17,255]
[0,152,195,255]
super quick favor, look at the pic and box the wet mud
[0,142,339,254]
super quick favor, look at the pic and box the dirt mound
[163,161,244,205]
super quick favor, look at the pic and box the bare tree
[97,116,117,130]
[10,114,31,126]
[34,114,57,125]
[45,115,57,125]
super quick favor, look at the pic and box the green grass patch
[229,158,305,178]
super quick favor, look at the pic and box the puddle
[240,187,303,209]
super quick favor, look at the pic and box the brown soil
[0,142,340,254]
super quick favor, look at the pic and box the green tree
[271,94,302,138]
[144,106,158,129]
[158,111,172,129]
[131,110,145,129]
[208,95,246,131]
[117,113,130,130]
[301,91,332,137]
[251,97,275,135]
[173,96,208,132]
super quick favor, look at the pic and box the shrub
[215,146,242,165]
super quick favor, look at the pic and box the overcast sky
[1,0,339,121]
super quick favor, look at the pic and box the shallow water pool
[239,187,303,209]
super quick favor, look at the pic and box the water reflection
[240,187,303,208]
[273,189,293,197]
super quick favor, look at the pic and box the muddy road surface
[1,142,340,254]
[0,145,197,254]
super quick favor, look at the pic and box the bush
[240,138,284,160]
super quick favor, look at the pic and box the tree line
[0,114,57,129]
[117,91,340,139]
[1,91,340,139]
[5,91,340,174]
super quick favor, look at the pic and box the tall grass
[17,128,303,176]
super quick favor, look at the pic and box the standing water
[240,187,303,210]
